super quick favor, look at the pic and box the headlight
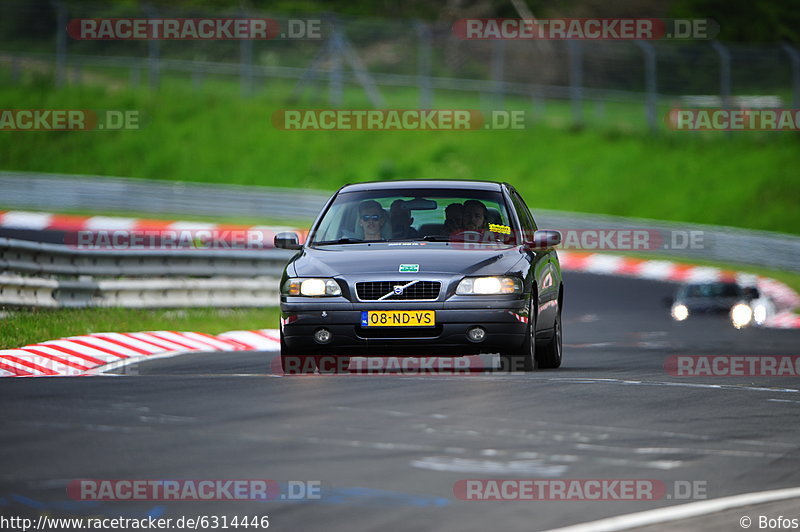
[671,303,689,321]
[730,303,753,329]
[283,278,342,297]
[457,276,522,295]
[753,304,767,325]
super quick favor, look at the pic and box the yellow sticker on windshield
[489,223,511,234]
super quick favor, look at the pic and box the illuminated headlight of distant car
[283,278,342,297]
[753,304,767,325]
[457,276,522,295]
[671,303,689,321]
[730,303,753,329]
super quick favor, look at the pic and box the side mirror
[274,231,301,250]
[526,230,561,249]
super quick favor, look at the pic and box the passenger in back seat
[390,199,419,239]
[444,203,464,235]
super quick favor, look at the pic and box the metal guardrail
[0,230,295,308]
[2,171,798,273]
[534,210,800,273]
[0,237,295,278]
[0,171,330,221]
[1,172,798,309]
[0,235,294,308]
[0,273,281,308]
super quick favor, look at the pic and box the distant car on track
[668,280,773,328]
[274,180,564,374]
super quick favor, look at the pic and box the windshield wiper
[313,238,364,246]
[420,235,451,242]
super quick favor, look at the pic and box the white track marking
[0,211,53,229]
[219,330,281,350]
[67,336,145,358]
[683,266,724,283]
[545,486,800,532]
[147,331,217,350]
[181,332,239,351]
[87,350,192,375]
[84,216,137,231]
[93,332,164,354]
[547,377,800,394]
[410,456,569,476]
[125,332,190,351]
[166,221,217,231]
[15,348,93,369]
[0,356,49,375]
[574,443,786,459]
[37,340,122,363]
[583,254,625,274]
[637,260,675,279]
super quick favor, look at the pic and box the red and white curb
[0,210,307,245]
[0,329,280,377]
[558,251,800,329]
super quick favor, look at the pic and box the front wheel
[315,355,350,374]
[499,300,536,372]
[280,335,317,374]
[536,308,562,369]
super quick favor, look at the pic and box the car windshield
[309,188,518,246]
[683,282,743,298]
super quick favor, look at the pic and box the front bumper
[280,299,529,356]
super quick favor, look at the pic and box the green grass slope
[1,77,798,233]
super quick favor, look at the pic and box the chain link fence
[1,1,798,131]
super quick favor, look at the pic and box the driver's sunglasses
[361,214,381,222]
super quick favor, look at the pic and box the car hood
[292,245,526,277]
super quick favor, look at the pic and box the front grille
[356,281,441,301]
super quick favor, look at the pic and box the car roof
[338,180,506,192]
[683,281,740,287]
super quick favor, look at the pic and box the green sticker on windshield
[399,264,419,273]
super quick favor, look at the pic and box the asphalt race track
[2,272,800,531]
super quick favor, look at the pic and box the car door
[507,188,559,332]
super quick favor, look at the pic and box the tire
[536,307,563,369]
[280,334,317,375]
[315,355,350,374]
[500,299,536,372]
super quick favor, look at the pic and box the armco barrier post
[710,40,731,108]
[328,18,344,107]
[635,40,658,133]
[54,1,67,88]
[490,39,506,109]
[782,43,800,109]
[568,40,583,127]
[240,9,254,97]
[414,21,433,109]
[145,6,160,91]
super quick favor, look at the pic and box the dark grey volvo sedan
[274,180,563,374]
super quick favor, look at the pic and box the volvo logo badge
[393,285,404,295]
